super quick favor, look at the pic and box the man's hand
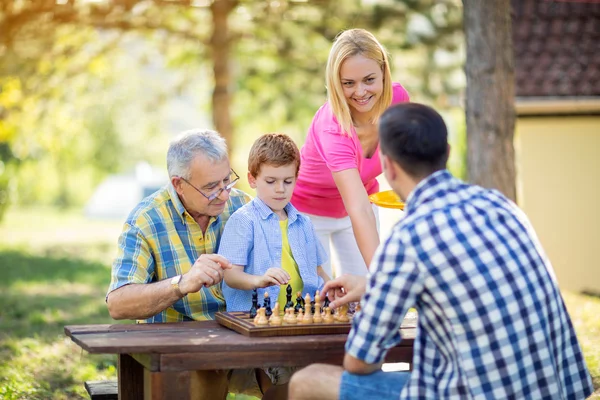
[321,274,367,309]
[255,268,290,288]
[180,254,232,294]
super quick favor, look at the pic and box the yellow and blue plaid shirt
[108,184,251,323]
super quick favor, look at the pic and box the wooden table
[65,319,415,400]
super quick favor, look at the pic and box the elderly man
[288,104,593,400]
[106,129,269,398]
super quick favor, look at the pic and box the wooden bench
[84,380,118,400]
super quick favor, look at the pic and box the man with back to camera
[288,103,593,400]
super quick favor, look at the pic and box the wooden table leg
[189,370,229,400]
[118,354,144,400]
[141,370,229,400]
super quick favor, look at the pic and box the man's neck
[190,213,211,233]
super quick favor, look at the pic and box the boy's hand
[255,268,290,288]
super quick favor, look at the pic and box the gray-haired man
[106,129,271,398]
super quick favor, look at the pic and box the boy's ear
[247,171,257,189]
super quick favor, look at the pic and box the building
[512,0,600,293]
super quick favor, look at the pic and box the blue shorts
[339,370,410,400]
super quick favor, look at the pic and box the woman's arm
[317,265,331,283]
[332,168,379,268]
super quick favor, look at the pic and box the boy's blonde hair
[248,133,301,177]
[325,29,393,136]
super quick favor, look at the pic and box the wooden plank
[84,380,118,400]
[156,339,414,372]
[65,322,207,337]
[66,319,416,355]
[158,347,347,371]
[144,370,192,400]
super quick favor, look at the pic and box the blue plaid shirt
[347,170,593,399]
[218,197,327,312]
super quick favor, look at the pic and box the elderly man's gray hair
[167,129,228,179]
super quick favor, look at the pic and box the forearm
[224,268,259,290]
[343,353,383,375]
[106,281,182,320]
[317,266,331,283]
[348,208,379,267]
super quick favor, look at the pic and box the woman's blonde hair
[325,29,393,136]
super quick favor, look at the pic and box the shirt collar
[404,169,454,213]
[167,183,187,223]
[252,197,299,223]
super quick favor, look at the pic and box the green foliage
[444,108,468,181]
[0,0,466,216]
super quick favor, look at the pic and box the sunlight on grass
[0,207,122,399]
[563,292,600,393]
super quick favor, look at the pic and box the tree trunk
[463,0,516,201]
[209,0,237,154]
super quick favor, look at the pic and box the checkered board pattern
[215,311,354,337]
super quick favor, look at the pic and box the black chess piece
[284,284,294,310]
[323,294,333,314]
[249,289,259,318]
[263,292,273,317]
[310,300,315,315]
[294,291,303,313]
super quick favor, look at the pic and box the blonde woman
[291,29,409,278]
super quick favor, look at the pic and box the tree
[463,0,516,200]
[0,0,466,218]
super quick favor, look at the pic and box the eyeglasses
[180,169,239,201]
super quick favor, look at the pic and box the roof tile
[512,0,600,97]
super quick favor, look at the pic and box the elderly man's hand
[180,254,232,294]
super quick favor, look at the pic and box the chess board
[215,311,354,337]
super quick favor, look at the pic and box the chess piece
[249,288,259,318]
[337,303,350,322]
[283,308,291,324]
[302,293,313,324]
[313,302,323,323]
[312,290,320,314]
[256,308,269,326]
[304,293,312,308]
[286,308,297,324]
[323,307,334,323]
[323,294,331,311]
[355,302,362,313]
[263,292,273,317]
[296,309,304,323]
[269,302,282,325]
[284,284,294,310]
[294,291,304,313]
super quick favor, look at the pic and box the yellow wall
[516,116,600,293]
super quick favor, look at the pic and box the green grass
[0,206,598,399]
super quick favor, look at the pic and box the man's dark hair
[379,103,449,179]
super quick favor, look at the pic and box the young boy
[218,133,329,313]
[217,133,329,398]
